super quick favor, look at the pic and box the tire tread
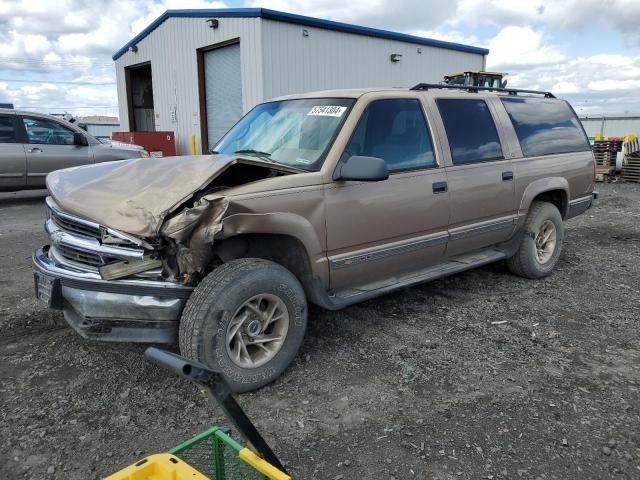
[179,258,275,358]
[507,201,563,279]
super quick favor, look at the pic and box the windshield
[214,98,355,171]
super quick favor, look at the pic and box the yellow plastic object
[104,453,208,480]
[239,448,292,480]
[190,134,197,155]
[594,131,602,141]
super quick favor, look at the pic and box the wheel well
[212,233,318,300]
[532,189,568,218]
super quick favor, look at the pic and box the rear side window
[344,99,436,172]
[436,99,503,165]
[501,97,590,157]
[0,116,16,143]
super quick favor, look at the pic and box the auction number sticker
[308,105,347,117]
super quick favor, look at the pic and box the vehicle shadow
[0,190,47,206]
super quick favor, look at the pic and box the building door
[125,62,155,132]
[204,42,243,149]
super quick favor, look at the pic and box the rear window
[501,97,590,157]
[436,99,503,165]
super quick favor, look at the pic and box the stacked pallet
[622,138,640,183]
[592,140,622,182]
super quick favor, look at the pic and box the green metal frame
[169,427,267,480]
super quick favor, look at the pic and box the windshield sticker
[307,105,347,117]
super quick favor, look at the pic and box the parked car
[33,85,596,392]
[0,108,147,191]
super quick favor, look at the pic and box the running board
[328,248,507,309]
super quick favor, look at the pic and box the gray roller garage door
[204,43,243,148]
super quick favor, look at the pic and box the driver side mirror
[334,156,389,182]
[73,132,88,146]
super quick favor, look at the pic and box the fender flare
[519,177,569,218]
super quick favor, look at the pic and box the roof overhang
[112,8,489,61]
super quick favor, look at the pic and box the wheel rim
[226,293,289,369]
[535,220,557,264]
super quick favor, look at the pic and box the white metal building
[580,115,640,141]
[113,8,488,155]
[77,116,121,141]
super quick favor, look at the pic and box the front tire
[179,258,307,393]
[507,201,564,279]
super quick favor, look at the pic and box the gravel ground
[1,184,639,480]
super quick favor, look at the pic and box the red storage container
[112,131,176,157]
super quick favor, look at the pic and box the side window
[344,99,436,172]
[0,116,16,143]
[22,117,75,145]
[436,99,503,165]
[500,97,590,157]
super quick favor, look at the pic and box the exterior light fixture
[207,18,219,29]
[302,29,309,37]
[390,53,402,63]
[130,45,138,53]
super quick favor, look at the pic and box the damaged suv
[34,85,595,392]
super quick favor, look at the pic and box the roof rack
[409,83,555,98]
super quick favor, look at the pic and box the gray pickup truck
[0,108,147,191]
[33,84,595,392]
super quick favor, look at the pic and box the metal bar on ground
[145,347,288,475]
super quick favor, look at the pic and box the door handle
[432,181,448,194]
[502,171,514,181]
[28,147,43,154]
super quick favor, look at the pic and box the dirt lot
[1,184,639,480]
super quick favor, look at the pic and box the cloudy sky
[1,0,639,118]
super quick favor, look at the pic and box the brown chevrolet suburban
[33,84,596,392]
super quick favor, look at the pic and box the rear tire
[179,258,307,393]
[506,201,564,279]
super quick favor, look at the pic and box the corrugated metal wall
[115,16,484,155]
[261,20,484,99]
[115,17,263,154]
[580,116,640,140]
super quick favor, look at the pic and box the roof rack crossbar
[409,83,555,98]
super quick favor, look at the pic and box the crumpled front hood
[47,154,239,237]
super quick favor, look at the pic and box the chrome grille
[56,245,119,268]
[47,204,101,240]
[45,197,146,272]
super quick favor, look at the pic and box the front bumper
[33,247,193,343]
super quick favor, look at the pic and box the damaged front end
[34,156,295,343]
[33,197,195,342]
[34,192,231,343]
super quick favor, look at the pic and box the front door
[21,115,92,187]
[0,113,26,190]
[325,98,449,292]
[434,98,517,256]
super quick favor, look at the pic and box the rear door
[430,97,518,257]
[0,113,26,190]
[325,97,450,292]
[21,115,92,187]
